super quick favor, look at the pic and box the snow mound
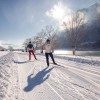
[0,52,15,100]
[54,55,100,67]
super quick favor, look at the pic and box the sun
[51,2,66,20]
[46,2,73,30]
[46,2,68,21]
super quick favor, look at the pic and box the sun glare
[46,2,73,31]
[46,2,68,21]
[51,3,66,20]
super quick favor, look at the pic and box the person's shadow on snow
[24,67,54,92]
[13,60,28,64]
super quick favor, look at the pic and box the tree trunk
[72,50,75,55]
[72,46,76,55]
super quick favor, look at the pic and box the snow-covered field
[0,51,100,100]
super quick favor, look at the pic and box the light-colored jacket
[43,43,54,53]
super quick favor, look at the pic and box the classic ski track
[37,59,100,100]
[39,55,100,76]
[32,60,94,100]
[38,57,100,97]
[38,57,100,88]
[27,61,65,100]
[39,56,100,78]
[15,53,65,100]
[14,52,100,100]
[14,53,30,100]
[33,61,87,100]
[47,68,88,100]
[15,53,83,100]
[29,60,86,100]
[48,68,100,100]
[31,54,100,95]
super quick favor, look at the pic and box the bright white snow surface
[0,51,100,100]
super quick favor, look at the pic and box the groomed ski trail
[13,52,100,100]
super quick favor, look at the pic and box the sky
[0,0,100,49]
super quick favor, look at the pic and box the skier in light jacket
[42,39,57,67]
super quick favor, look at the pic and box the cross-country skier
[27,41,37,60]
[41,39,57,67]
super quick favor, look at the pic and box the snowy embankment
[0,51,100,100]
[0,51,18,100]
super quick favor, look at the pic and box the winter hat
[46,39,50,43]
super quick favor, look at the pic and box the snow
[0,51,100,100]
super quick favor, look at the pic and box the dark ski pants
[45,53,56,66]
[29,50,37,60]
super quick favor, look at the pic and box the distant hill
[78,3,100,42]
[79,3,100,21]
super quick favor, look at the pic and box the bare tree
[31,36,41,50]
[35,32,46,46]
[63,11,86,55]
[23,37,40,52]
[41,25,58,48]
[23,25,58,52]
